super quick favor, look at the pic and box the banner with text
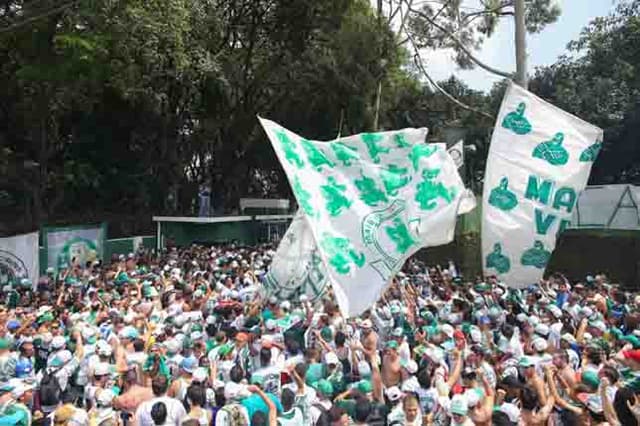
[0,232,39,288]
[482,81,603,287]
[260,117,474,316]
[44,224,106,270]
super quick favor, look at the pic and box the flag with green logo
[44,224,106,270]
[263,210,330,303]
[482,81,603,287]
[259,118,474,316]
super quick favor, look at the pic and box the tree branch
[0,1,76,35]
[404,0,513,78]
[413,52,494,120]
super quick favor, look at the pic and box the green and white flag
[44,224,106,270]
[0,232,39,288]
[259,118,474,316]
[263,210,330,302]
[482,81,603,287]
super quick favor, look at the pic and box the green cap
[313,379,333,396]
[582,370,600,389]
[385,340,399,350]
[357,380,372,394]
[518,356,535,368]
[622,335,640,349]
[321,326,333,341]
[251,375,265,385]
[218,344,232,357]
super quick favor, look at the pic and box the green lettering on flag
[488,177,518,211]
[532,132,569,166]
[534,209,556,235]
[501,102,532,135]
[525,175,553,205]
[552,187,577,213]
[580,141,602,162]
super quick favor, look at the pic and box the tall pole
[514,0,528,88]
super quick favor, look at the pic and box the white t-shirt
[135,395,187,426]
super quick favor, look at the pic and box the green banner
[43,224,107,270]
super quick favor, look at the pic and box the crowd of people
[1,243,640,426]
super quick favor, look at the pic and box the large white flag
[0,232,39,288]
[263,210,330,302]
[482,81,603,287]
[259,118,474,316]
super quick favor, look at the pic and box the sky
[386,0,618,92]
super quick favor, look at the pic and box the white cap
[402,359,418,374]
[440,324,454,339]
[528,316,540,326]
[360,319,373,329]
[265,319,277,330]
[532,337,548,352]
[96,389,115,407]
[193,367,208,383]
[464,388,482,407]
[385,386,403,402]
[280,301,291,311]
[535,323,550,337]
[11,383,34,399]
[561,333,577,344]
[499,403,521,423]
[299,294,308,303]
[325,352,339,365]
[51,336,66,349]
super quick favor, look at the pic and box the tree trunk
[514,0,528,89]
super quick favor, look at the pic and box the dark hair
[151,375,169,396]
[229,365,244,383]
[492,411,514,426]
[133,339,145,352]
[335,331,346,347]
[294,362,308,379]
[281,388,295,411]
[501,323,515,339]
[187,384,206,407]
[151,401,168,425]
[214,387,226,407]
[613,387,639,426]
[521,386,539,411]
[260,348,272,367]
[600,365,620,384]
[417,367,432,389]
[251,411,268,426]
[354,399,372,422]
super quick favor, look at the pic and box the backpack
[39,367,62,406]
[220,403,248,426]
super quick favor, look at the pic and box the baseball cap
[94,362,111,377]
[180,357,198,374]
[51,336,66,350]
[11,383,34,399]
[356,380,372,394]
[518,356,535,368]
[385,340,399,350]
[360,319,373,329]
[385,386,403,402]
[498,403,520,424]
[400,359,418,374]
[391,327,404,337]
[450,394,468,416]
[325,352,339,365]
[313,379,333,396]
[622,335,640,349]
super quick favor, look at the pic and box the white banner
[45,225,105,270]
[263,210,330,302]
[482,81,603,287]
[0,232,39,288]
[259,118,474,316]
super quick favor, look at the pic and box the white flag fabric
[448,140,465,169]
[263,210,330,302]
[482,81,603,287]
[259,117,474,316]
[44,224,106,270]
[0,232,39,288]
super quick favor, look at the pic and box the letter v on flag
[259,117,474,316]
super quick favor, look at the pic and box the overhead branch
[404,0,513,78]
[413,52,494,120]
[0,1,76,35]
